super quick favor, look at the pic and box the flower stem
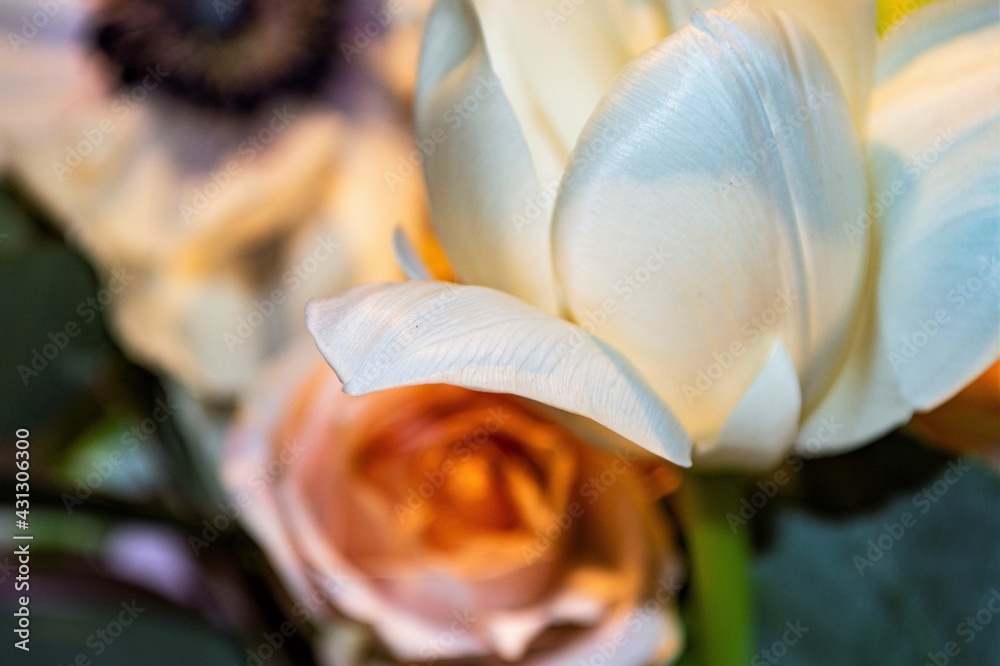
[677,473,753,666]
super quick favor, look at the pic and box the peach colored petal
[224,342,684,664]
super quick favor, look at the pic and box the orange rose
[223,346,683,664]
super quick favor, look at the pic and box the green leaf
[0,246,114,436]
[0,186,40,254]
[58,417,164,503]
[753,440,1000,665]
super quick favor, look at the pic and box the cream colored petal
[796,273,912,455]
[275,119,423,322]
[112,269,266,398]
[96,117,417,398]
[869,0,1000,410]
[474,0,670,161]
[306,281,692,465]
[756,0,875,130]
[392,227,432,279]
[665,0,716,30]
[359,0,435,101]
[553,4,868,445]
[665,0,876,130]
[15,102,344,268]
[415,0,561,311]
[697,341,802,470]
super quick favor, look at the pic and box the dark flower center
[93,0,342,113]
[174,0,254,38]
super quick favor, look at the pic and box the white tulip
[308,0,1000,469]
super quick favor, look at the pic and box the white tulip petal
[665,0,715,30]
[875,0,996,81]
[476,0,669,159]
[756,0,875,131]
[392,227,432,280]
[869,0,1000,410]
[305,281,692,465]
[415,0,560,312]
[665,0,876,130]
[797,281,912,455]
[553,4,868,443]
[696,341,801,470]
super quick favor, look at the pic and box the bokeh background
[1,0,999,664]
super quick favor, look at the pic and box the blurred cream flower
[223,344,684,665]
[0,0,428,397]
[307,0,999,469]
[353,0,435,101]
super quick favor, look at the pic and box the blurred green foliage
[0,181,312,665]
[753,437,1000,665]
